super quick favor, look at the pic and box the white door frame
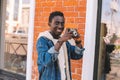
[26,0,35,80]
[82,0,98,80]
[27,0,99,80]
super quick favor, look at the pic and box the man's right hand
[59,28,73,42]
[54,28,73,51]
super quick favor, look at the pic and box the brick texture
[32,0,86,80]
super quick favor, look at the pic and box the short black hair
[48,11,64,23]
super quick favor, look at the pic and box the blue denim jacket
[36,36,84,80]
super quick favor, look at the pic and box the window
[13,0,19,21]
[22,0,30,4]
[0,0,30,77]
[94,0,120,80]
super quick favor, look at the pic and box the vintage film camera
[68,28,79,38]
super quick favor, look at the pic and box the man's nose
[58,22,64,27]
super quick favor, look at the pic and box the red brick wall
[32,0,86,80]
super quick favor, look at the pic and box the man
[36,11,85,80]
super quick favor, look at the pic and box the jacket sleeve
[66,41,85,60]
[36,37,58,67]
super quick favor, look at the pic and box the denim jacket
[36,36,84,80]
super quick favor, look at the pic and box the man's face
[49,16,65,37]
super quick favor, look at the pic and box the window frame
[0,0,6,69]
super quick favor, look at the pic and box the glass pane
[13,0,19,21]
[98,0,120,80]
[22,0,30,4]
[4,0,30,75]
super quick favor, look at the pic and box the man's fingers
[65,28,70,33]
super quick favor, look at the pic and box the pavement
[0,74,17,80]
[106,53,120,80]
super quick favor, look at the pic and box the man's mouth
[57,28,64,32]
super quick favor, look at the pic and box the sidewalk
[0,74,17,80]
[106,53,120,80]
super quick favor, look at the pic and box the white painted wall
[81,0,98,80]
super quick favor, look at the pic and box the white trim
[0,0,6,68]
[26,0,35,80]
[82,0,98,80]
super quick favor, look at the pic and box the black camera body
[68,28,79,38]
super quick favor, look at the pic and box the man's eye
[61,22,64,26]
[55,22,64,26]
[55,22,59,25]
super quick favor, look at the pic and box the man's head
[48,11,65,38]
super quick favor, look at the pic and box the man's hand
[75,39,83,48]
[59,28,73,42]
[54,28,73,51]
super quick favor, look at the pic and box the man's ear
[48,23,51,27]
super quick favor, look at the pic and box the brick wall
[32,0,86,80]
